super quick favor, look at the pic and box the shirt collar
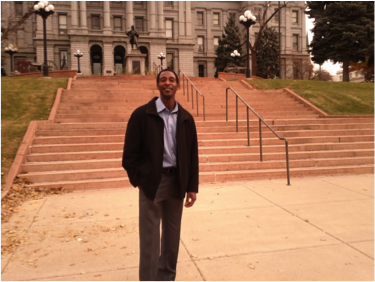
[156,97,178,114]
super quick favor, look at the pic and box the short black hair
[156,68,179,85]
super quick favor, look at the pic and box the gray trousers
[138,174,184,281]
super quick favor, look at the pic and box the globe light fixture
[34,1,55,77]
[74,50,84,74]
[239,10,256,78]
[4,44,18,72]
[157,52,166,70]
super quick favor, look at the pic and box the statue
[127,25,139,50]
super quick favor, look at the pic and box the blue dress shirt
[155,97,178,168]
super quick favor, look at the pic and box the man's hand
[184,192,196,208]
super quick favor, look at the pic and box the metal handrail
[226,87,291,185]
[179,70,206,121]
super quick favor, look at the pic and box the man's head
[156,69,179,85]
[156,69,180,100]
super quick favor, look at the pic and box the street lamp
[34,1,55,77]
[4,44,18,72]
[157,52,166,70]
[239,10,256,78]
[231,49,240,65]
[74,50,83,74]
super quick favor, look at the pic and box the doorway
[114,45,126,75]
[90,44,103,75]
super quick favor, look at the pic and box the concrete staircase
[20,76,374,190]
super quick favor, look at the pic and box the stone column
[285,8,291,53]
[71,1,78,28]
[185,1,192,37]
[79,1,88,34]
[301,11,307,53]
[103,1,112,35]
[149,1,156,31]
[157,1,164,31]
[178,2,185,37]
[207,9,212,55]
[126,1,134,31]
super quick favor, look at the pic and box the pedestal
[126,49,147,75]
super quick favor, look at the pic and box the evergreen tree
[214,15,243,78]
[256,27,279,79]
[306,1,374,82]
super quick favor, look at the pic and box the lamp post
[34,1,55,77]
[74,50,83,74]
[239,10,256,78]
[4,44,18,72]
[157,52,166,70]
[231,50,240,66]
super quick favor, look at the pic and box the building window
[60,50,68,70]
[197,12,204,26]
[292,10,298,23]
[91,15,100,30]
[293,61,300,79]
[292,34,299,51]
[274,8,280,22]
[197,36,204,53]
[15,1,23,16]
[165,1,173,6]
[58,14,67,34]
[113,16,122,31]
[340,76,342,81]
[135,17,143,32]
[167,53,174,70]
[229,13,236,20]
[213,13,219,26]
[166,19,173,38]
[198,64,205,77]
[214,37,219,51]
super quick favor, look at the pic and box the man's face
[157,71,180,100]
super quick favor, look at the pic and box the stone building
[2,1,309,78]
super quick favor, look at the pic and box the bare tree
[1,1,37,44]
[247,1,289,76]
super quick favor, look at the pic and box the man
[126,25,139,50]
[122,69,199,281]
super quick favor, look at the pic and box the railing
[179,70,206,121]
[226,87,291,185]
[153,63,162,74]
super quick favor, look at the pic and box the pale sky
[306,15,342,76]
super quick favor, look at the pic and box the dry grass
[1,77,68,187]
[247,79,374,115]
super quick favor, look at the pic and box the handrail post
[247,107,250,147]
[203,96,206,121]
[196,90,199,116]
[226,89,228,121]
[259,119,263,162]
[285,140,291,186]
[236,96,238,132]
[191,84,194,109]
[187,80,189,102]
[183,74,185,96]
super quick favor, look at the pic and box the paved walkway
[1,174,374,281]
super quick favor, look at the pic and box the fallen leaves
[1,176,68,224]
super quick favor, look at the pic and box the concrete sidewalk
[1,174,374,281]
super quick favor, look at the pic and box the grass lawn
[246,79,374,116]
[1,77,69,187]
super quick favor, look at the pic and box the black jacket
[122,97,199,200]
